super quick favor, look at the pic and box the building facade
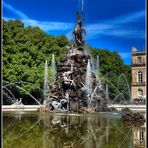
[133,122,146,147]
[131,47,146,103]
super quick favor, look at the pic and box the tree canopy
[2,19,69,104]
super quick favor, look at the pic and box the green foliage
[3,19,69,103]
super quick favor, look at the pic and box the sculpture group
[41,12,108,113]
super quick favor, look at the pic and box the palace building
[133,122,146,148]
[131,47,146,103]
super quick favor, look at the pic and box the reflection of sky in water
[3,112,146,148]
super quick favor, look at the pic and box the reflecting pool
[3,112,146,148]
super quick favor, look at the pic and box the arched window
[138,71,143,83]
[137,88,143,96]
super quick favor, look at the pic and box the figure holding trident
[73,12,86,47]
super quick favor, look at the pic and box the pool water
[3,112,145,148]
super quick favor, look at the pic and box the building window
[139,130,144,142]
[138,71,143,83]
[138,88,143,96]
[137,57,142,64]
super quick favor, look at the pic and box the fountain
[43,12,107,113]
[2,1,146,147]
[105,84,109,103]
[85,59,92,106]
[51,54,56,80]
[43,60,50,105]
[117,74,131,104]
[94,55,100,77]
[3,81,41,105]
[2,10,123,113]
[3,87,16,104]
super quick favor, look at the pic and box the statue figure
[12,98,23,106]
[73,12,86,47]
[19,98,22,104]
[63,70,75,86]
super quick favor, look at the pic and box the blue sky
[2,0,146,64]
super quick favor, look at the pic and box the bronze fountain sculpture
[40,12,108,113]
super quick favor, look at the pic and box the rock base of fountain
[121,112,145,127]
[39,50,108,113]
[42,46,108,113]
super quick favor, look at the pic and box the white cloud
[23,19,74,31]
[84,9,145,40]
[3,2,74,31]
[3,1,28,19]
[113,10,145,24]
[4,17,74,31]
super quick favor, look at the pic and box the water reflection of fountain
[52,116,61,125]
[118,129,132,147]
[8,120,40,142]
[4,112,145,148]
[65,92,69,111]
